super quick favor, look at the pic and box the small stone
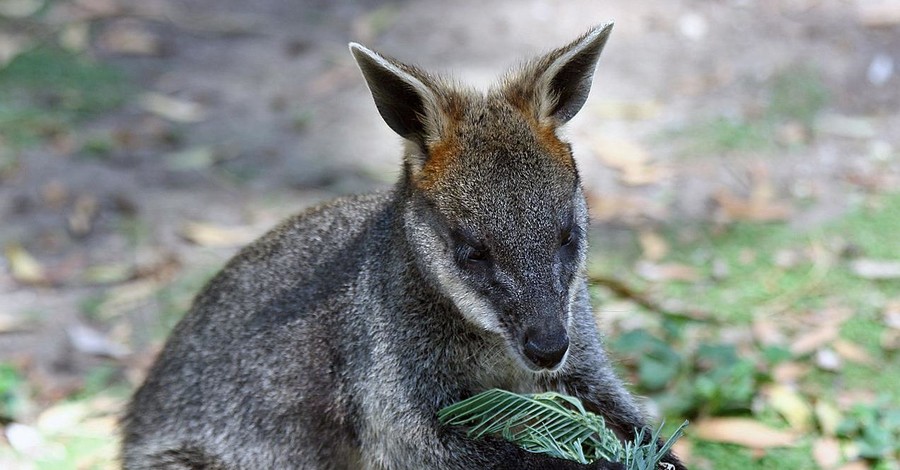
[867,53,894,86]
[678,13,709,41]
[815,348,841,371]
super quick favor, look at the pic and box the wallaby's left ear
[349,42,439,150]
[510,22,614,124]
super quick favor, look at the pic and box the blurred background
[0,0,898,468]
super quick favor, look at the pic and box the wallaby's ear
[509,22,614,124]
[349,43,437,148]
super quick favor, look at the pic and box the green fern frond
[438,389,687,470]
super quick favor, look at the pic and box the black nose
[523,328,569,369]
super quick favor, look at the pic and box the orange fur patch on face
[503,87,574,169]
[412,94,465,191]
[535,123,575,169]
[416,134,461,191]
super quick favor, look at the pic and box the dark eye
[451,229,490,266]
[464,244,489,263]
[560,227,574,247]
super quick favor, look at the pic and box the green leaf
[439,389,687,469]
[638,356,678,390]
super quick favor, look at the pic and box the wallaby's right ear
[505,22,614,125]
[349,43,437,149]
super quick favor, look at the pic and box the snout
[522,326,569,370]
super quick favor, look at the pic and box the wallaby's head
[350,24,613,373]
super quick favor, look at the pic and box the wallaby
[121,22,685,470]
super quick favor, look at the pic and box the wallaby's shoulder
[226,190,395,272]
[182,190,397,328]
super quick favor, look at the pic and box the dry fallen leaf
[753,317,786,346]
[774,362,809,385]
[849,258,900,280]
[67,194,99,237]
[620,165,670,186]
[815,401,843,437]
[37,401,92,434]
[766,385,813,432]
[814,306,855,327]
[180,221,258,247]
[790,323,840,356]
[635,260,699,282]
[0,312,31,333]
[693,417,797,448]
[95,279,161,320]
[139,92,207,123]
[671,440,692,466]
[812,437,842,469]
[40,179,69,209]
[97,20,163,56]
[4,243,48,285]
[714,188,793,222]
[592,100,663,120]
[586,193,668,223]
[832,339,875,365]
[83,263,133,284]
[714,166,793,222]
[592,136,670,186]
[776,121,808,146]
[638,230,669,262]
[884,299,900,329]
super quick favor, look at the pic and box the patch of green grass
[692,442,816,470]
[670,64,828,155]
[769,65,829,126]
[115,215,151,248]
[0,363,28,422]
[76,365,126,399]
[658,222,819,322]
[675,116,772,155]
[0,46,130,148]
[79,134,117,160]
[78,293,108,323]
[659,194,900,325]
[594,193,900,468]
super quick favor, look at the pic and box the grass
[592,192,900,467]
[0,46,130,149]
[670,64,828,156]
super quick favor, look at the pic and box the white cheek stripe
[434,266,505,334]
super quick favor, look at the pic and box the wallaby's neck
[385,177,440,294]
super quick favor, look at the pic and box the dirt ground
[0,0,898,454]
